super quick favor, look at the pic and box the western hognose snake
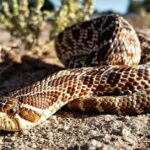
[0,14,149,131]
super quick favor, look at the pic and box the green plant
[143,0,150,12]
[50,0,94,38]
[0,0,52,48]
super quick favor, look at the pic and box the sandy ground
[0,19,149,150]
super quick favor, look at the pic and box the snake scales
[0,14,150,131]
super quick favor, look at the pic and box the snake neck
[8,69,92,114]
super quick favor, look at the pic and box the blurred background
[0,0,149,50]
[0,0,149,65]
[53,0,149,15]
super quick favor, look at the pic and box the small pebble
[10,137,16,142]
[102,145,115,150]
[90,139,102,148]
[31,143,37,148]
[122,128,131,137]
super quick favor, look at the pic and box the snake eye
[9,108,17,114]
[0,102,5,107]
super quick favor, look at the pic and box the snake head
[0,97,21,131]
[0,96,44,131]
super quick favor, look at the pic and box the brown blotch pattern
[21,91,61,109]
[56,14,141,68]
[19,107,41,122]
[6,64,150,115]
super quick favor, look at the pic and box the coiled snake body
[0,14,150,131]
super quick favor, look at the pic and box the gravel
[0,112,149,150]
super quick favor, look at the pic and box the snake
[0,14,150,131]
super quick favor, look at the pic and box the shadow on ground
[0,56,64,97]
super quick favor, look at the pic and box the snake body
[0,14,150,131]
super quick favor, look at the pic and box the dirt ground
[0,17,149,150]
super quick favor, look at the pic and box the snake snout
[0,112,20,131]
[0,97,20,131]
[0,97,41,131]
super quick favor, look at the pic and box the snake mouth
[0,112,20,131]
